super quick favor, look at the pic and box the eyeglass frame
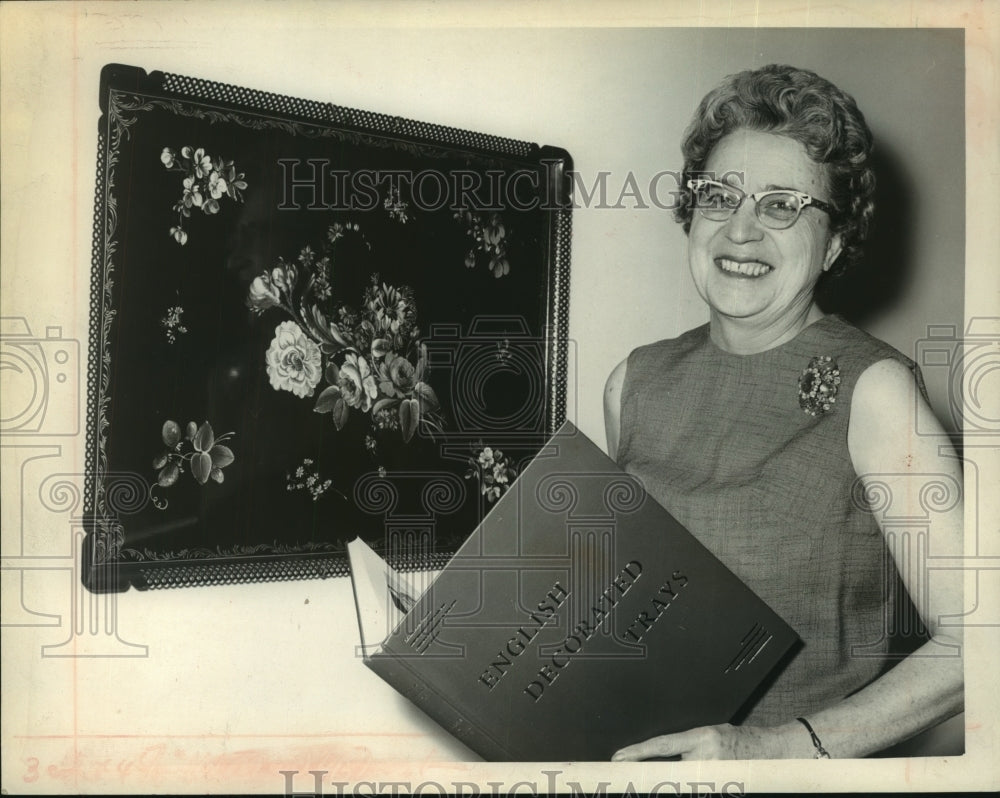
[686,178,836,230]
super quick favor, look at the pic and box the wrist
[768,719,827,759]
[732,724,799,759]
[796,717,832,758]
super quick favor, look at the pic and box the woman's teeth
[717,258,773,277]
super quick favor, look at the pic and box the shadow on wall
[815,143,914,325]
[816,142,967,759]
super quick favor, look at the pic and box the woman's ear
[823,232,844,272]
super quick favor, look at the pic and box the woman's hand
[611,723,781,761]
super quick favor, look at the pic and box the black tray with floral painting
[83,64,572,591]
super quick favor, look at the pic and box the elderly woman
[605,64,963,760]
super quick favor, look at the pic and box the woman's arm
[604,357,629,461]
[613,358,965,760]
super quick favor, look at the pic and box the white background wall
[1,2,997,794]
[0,19,969,446]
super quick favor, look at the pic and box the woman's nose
[724,201,765,243]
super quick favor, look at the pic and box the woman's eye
[702,187,737,206]
[762,195,799,217]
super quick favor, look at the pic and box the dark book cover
[350,420,798,761]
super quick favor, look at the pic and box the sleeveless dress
[617,314,924,726]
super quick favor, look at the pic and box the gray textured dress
[617,314,924,726]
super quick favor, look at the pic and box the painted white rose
[265,321,322,398]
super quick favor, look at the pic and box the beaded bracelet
[796,717,831,759]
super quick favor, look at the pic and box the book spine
[365,654,517,761]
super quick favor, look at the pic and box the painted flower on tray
[161,144,247,244]
[208,170,228,198]
[384,185,410,224]
[203,169,228,214]
[456,210,512,278]
[152,419,235,493]
[160,305,188,344]
[183,146,213,179]
[465,445,517,503]
[379,283,416,335]
[266,321,323,398]
[378,352,418,398]
[181,176,203,209]
[356,279,420,357]
[286,458,343,502]
[247,272,282,312]
[336,353,379,411]
[248,222,445,455]
[313,354,376,430]
[270,258,298,298]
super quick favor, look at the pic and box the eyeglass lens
[692,182,803,229]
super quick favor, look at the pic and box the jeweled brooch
[798,356,842,416]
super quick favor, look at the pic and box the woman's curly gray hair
[675,64,875,274]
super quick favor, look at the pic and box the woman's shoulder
[626,323,712,370]
[604,324,710,459]
[815,316,938,458]
[815,315,917,370]
[606,324,711,398]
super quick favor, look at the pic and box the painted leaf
[372,396,399,416]
[314,385,342,414]
[332,398,349,431]
[210,467,224,484]
[303,305,327,340]
[310,305,348,350]
[162,420,181,447]
[413,381,439,411]
[185,421,198,440]
[152,452,169,470]
[191,451,212,485]
[327,321,350,349]
[325,362,340,385]
[157,462,180,487]
[414,344,427,381]
[193,421,215,452]
[399,398,419,443]
[211,445,235,468]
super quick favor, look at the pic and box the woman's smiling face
[688,128,843,328]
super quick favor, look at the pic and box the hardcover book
[347,421,799,761]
